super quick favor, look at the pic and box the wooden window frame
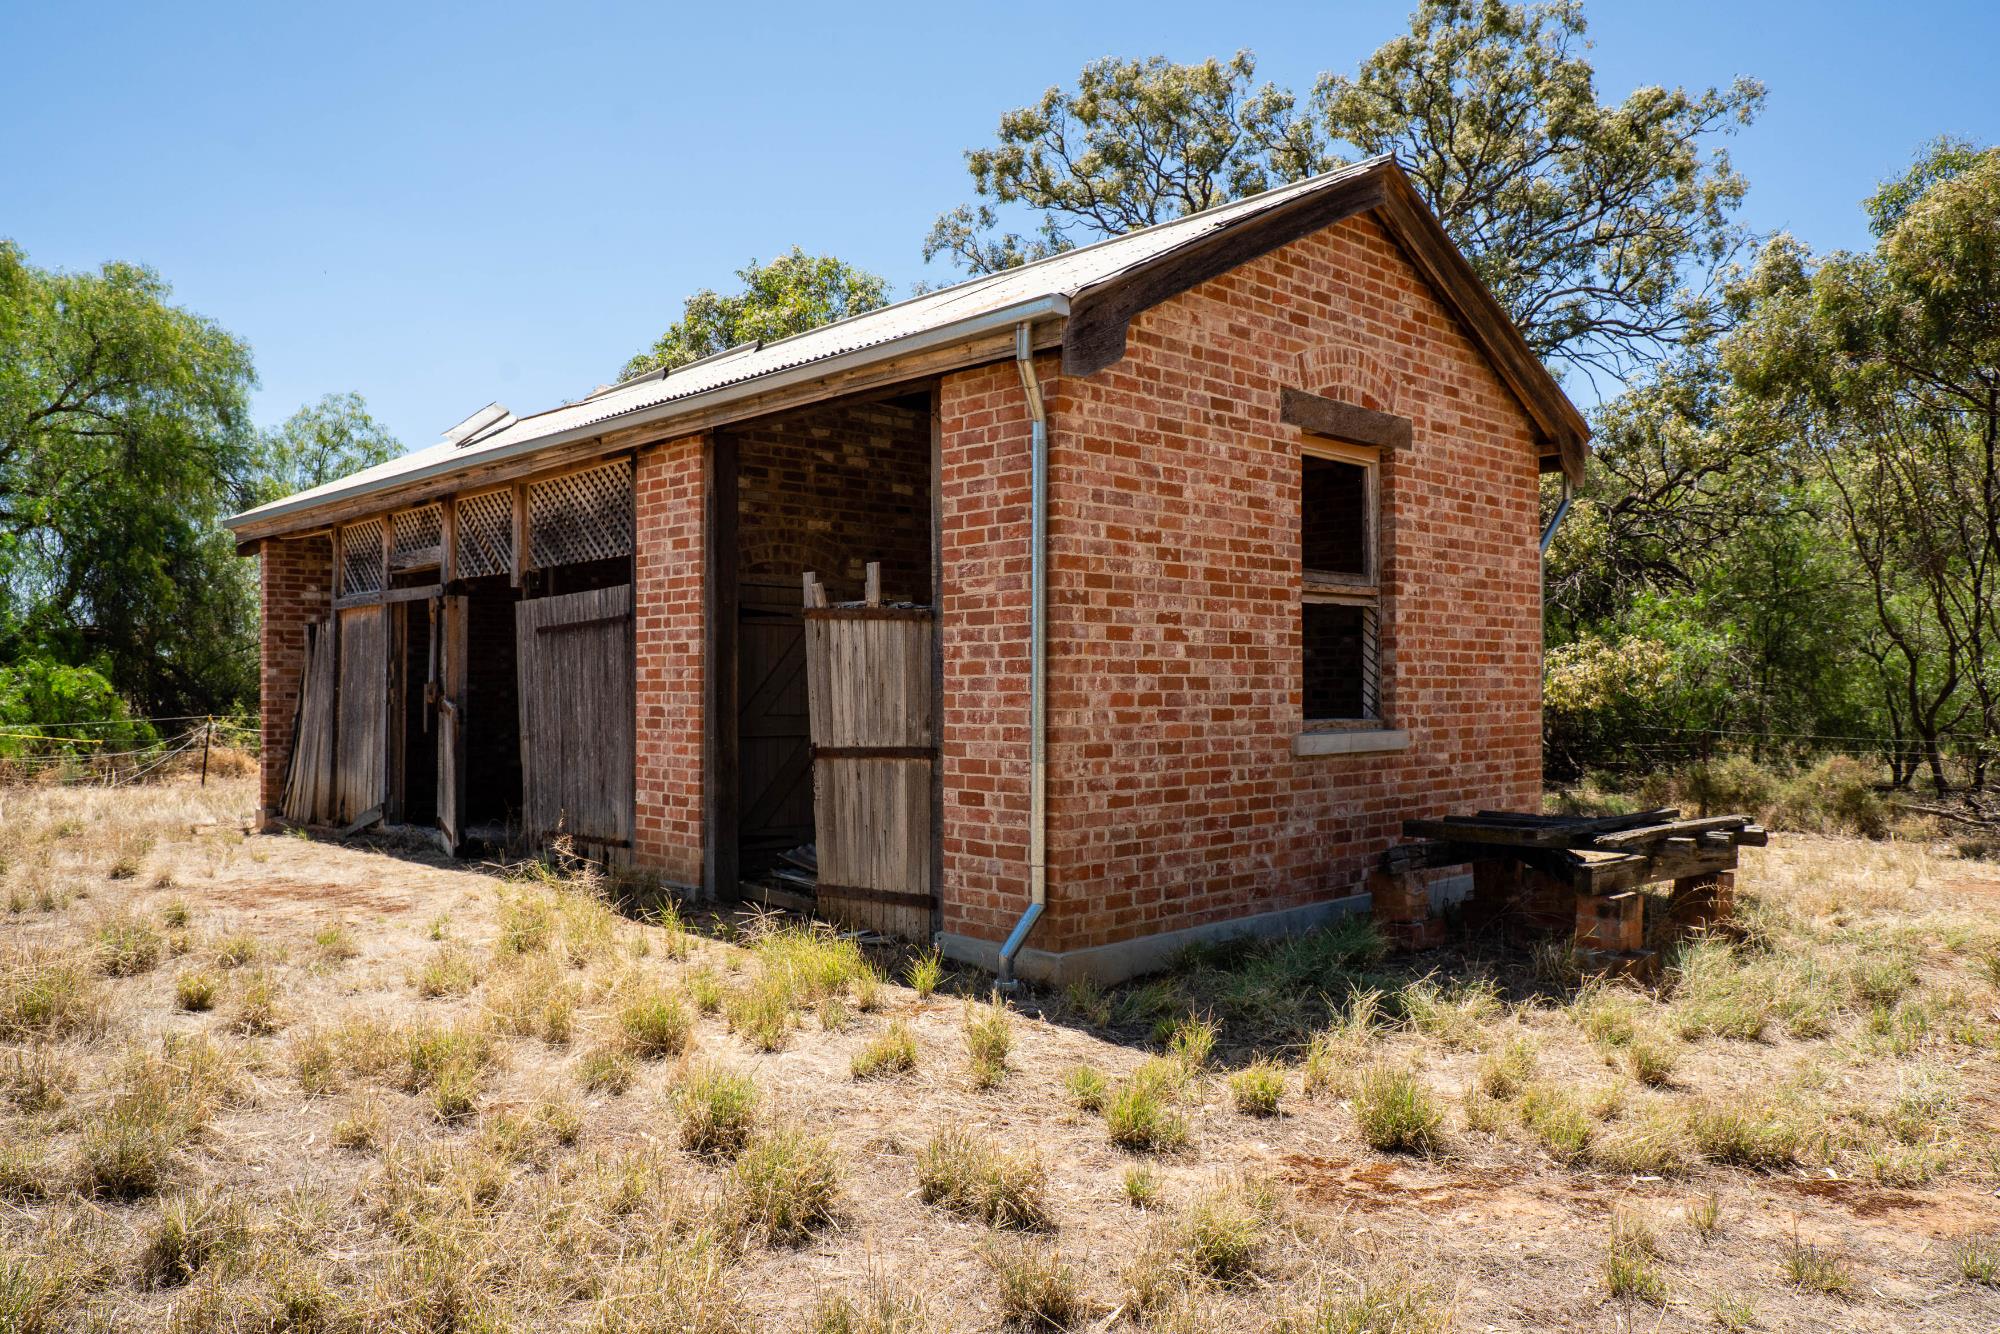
[1300,436,1383,727]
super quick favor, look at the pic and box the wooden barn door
[334,604,389,824]
[516,585,633,850]
[281,619,339,825]
[435,595,469,851]
[737,581,813,871]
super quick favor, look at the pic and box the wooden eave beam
[1367,171,1590,484]
[1060,174,1387,379]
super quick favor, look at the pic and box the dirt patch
[1280,1152,1525,1213]
[1774,1176,2000,1235]
[199,876,419,915]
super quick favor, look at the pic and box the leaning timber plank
[1591,814,1753,850]
[339,805,383,838]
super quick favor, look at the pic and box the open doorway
[719,389,936,886]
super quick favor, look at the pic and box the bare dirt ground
[1,776,1998,1331]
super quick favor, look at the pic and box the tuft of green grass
[1625,1029,1682,1087]
[804,1273,933,1334]
[398,1020,498,1121]
[212,932,259,970]
[585,1239,747,1334]
[139,1188,249,1288]
[1064,1064,1108,1112]
[725,976,794,1053]
[963,997,1013,1088]
[577,1046,637,1095]
[1164,1014,1217,1073]
[0,1248,81,1333]
[1178,1177,1270,1281]
[1270,1272,1450,1334]
[1519,1084,1593,1165]
[174,968,220,1013]
[1122,1164,1162,1209]
[1352,1064,1443,1155]
[1603,1210,1666,1304]
[413,945,478,999]
[330,1096,385,1151]
[1686,1098,1804,1168]
[1475,1035,1537,1100]
[851,1020,918,1080]
[1710,1292,1758,1331]
[1300,989,1384,1099]
[1397,976,1502,1050]
[95,912,164,976]
[617,985,693,1059]
[905,950,943,998]
[985,1240,1086,1331]
[0,947,106,1040]
[229,967,285,1035]
[1781,1234,1855,1297]
[1105,1063,1191,1153]
[675,1063,758,1158]
[1685,1192,1722,1241]
[1,1045,76,1112]
[1228,1060,1286,1116]
[1950,1234,2000,1286]
[0,1138,60,1203]
[725,1123,841,1244]
[310,924,358,963]
[915,1128,1052,1230]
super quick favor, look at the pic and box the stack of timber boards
[801,569,934,942]
[1394,808,1767,893]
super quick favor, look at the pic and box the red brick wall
[937,359,1049,943]
[632,435,707,885]
[941,213,1545,953]
[734,400,931,603]
[257,535,332,816]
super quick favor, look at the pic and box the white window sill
[1292,728,1410,757]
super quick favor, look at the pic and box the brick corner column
[257,535,333,821]
[632,436,708,888]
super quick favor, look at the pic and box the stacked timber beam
[1377,809,1767,976]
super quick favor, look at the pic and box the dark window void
[1304,601,1370,720]
[1302,456,1369,577]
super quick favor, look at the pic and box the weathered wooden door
[334,604,389,824]
[737,582,813,870]
[516,585,634,849]
[435,595,469,850]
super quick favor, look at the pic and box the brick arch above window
[1294,340,1400,418]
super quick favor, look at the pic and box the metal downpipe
[998,322,1049,987]
[1539,475,1573,557]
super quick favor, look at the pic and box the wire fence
[0,714,259,788]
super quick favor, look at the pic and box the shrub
[851,1020,918,1079]
[676,1064,758,1158]
[1352,1064,1443,1155]
[1771,755,1888,837]
[726,1124,841,1244]
[963,998,1012,1088]
[617,986,693,1059]
[174,969,220,1013]
[1063,1064,1107,1112]
[985,1240,1085,1331]
[1227,1060,1285,1116]
[915,1128,1052,1230]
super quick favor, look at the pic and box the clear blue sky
[3,0,1993,445]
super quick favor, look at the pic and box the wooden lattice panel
[340,518,384,598]
[528,460,634,570]
[389,504,443,571]
[455,490,513,579]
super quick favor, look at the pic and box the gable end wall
[941,211,1545,957]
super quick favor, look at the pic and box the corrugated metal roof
[228,159,1392,531]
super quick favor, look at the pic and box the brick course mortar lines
[257,536,332,816]
[632,436,707,885]
[943,213,1544,953]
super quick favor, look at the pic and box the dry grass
[0,778,1996,1331]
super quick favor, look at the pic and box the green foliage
[251,391,399,506]
[0,657,153,759]
[622,248,890,380]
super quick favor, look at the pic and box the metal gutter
[998,321,1050,988]
[227,293,1073,533]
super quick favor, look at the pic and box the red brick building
[229,157,1587,984]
